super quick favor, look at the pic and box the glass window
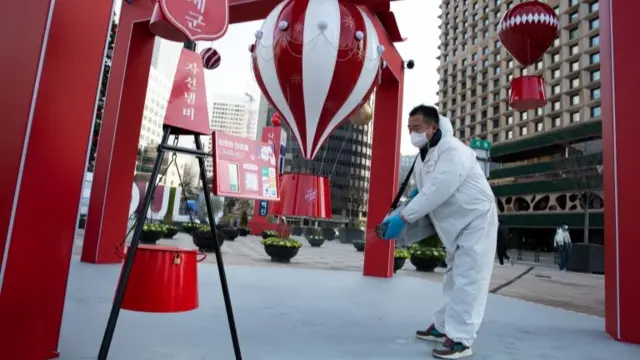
[591,106,602,118]
[552,53,560,62]
[590,52,600,64]
[569,12,579,23]
[552,84,561,94]
[552,68,561,79]
[570,111,581,123]
[591,70,601,81]
[570,45,580,55]
[520,126,528,136]
[571,78,580,88]
[590,35,600,47]
[506,115,514,125]
[590,2,599,13]
[570,61,580,72]
[570,95,580,106]
[552,117,561,128]
[591,88,601,100]
[506,130,513,139]
[590,18,599,30]
[570,28,580,40]
[552,101,561,111]
[535,121,544,132]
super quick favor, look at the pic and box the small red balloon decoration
[498,1,559,111]
[271,112,281,127]
[200,47,221,70]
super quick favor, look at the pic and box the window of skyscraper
[591,88,601,100]
[590,52,600,64]
[591,106,602,118]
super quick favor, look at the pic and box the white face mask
[410,132,429,148]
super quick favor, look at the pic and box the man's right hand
[408,188,418,199]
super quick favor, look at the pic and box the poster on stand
[211,131,280,201]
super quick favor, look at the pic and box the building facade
[258,96,373,224]
[204,94,257,178]
[437,0,603,247]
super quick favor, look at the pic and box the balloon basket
[273,174,332,219]
[509,75,547,111]
[149,3,188,42]
[119,244,205,313]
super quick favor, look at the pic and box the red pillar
[0,0,113,357]
[82,2,155,264]
[601,0,640,345]
[362,8,405,278]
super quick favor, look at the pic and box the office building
[437,0,603,248]
[204,94,257,178]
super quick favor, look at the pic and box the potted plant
[162,224,179,239]
[321,227,336,241]
[291,226,303,236]
[237,227,250,236]
[181,222,200,234]
[307,235,325,247]
[220,226,239,241]
[353,239,365,252]
[261,237,302,263]
[339,219,366,244]
[408,235,446,272]
[140,223,165,244]
[191,225,225,252]
[78,215,87,229]
[394,248,410,273]
[261,230,278,239]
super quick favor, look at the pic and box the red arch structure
[0,0,638,358]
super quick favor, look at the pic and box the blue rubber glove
[408,187,419,199]
[381,214,406,240]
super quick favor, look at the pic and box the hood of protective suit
[438,115,454,139]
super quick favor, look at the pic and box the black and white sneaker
[432,338,473,359]
[415,324,446,343]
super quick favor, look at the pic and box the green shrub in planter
[262,230,278,239]
[393,248,410,273]
[260,237,302,263]
[307,235,325,247]
[181,222,200,234]
[408,235,446,272]
[191,225,225,252]
[162,224,178,239]
[353,239,365,252]
[141,223,165,244]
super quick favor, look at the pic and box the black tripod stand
[97,41,242,360]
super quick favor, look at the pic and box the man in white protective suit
[380,105,498,359]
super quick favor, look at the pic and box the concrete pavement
[73,232,606,317]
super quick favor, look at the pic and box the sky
[114,0,442,155]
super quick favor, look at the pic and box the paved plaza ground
[74,232,605,317]
[60,250,638,360]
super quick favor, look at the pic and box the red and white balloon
[251,0,383,159]
[498,1,559,110]
[200,47,221,70]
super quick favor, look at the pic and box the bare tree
[346,184,369,227]
[555,142,603,243]
[181,162,197,197]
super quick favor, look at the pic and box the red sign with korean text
[163,48,211,135]
[160,0,229,42]
[211,131,280,201]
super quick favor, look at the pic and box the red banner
[163,48,211,135]
[160,0,229,41]
[211,131,280,201]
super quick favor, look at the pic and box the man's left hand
[382,214,406,240]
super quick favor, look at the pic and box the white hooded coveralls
[400,116,498,347]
